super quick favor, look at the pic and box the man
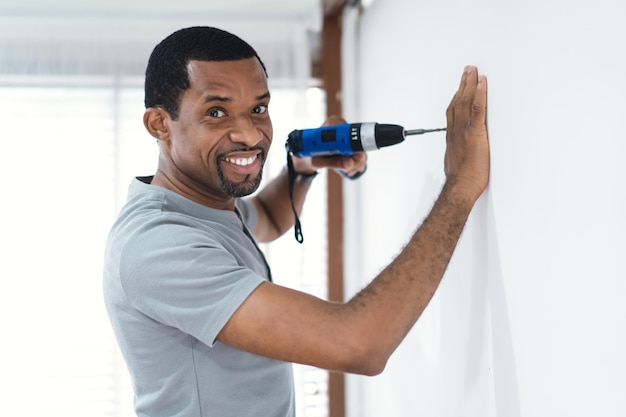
[103,26,489,417]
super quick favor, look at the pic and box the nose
[228,116,264,147]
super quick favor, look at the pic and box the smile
[223,154,258,166]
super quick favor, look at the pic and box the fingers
[322,115,346,126]
[455,66,478,124]
[443,65,490,199]
[446,66,469,126]
[446,66,485,128]
[311,155,350,170]
[471,75,488,128]
[311,152,367,176]
[342,152,368,176]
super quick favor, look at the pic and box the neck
[151,169,236,211]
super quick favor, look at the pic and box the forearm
[252,166,316,243]
[221,179,481,376]
[346,67,490,366]
[343,178,478,370]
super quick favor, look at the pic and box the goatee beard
[217,164,264,198]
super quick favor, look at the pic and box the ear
[143,107,171,141]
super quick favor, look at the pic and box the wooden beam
[323,0,349,17]
[321,8,346,417]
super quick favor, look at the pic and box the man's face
[165,58,272,204]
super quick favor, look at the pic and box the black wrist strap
[286,152,364,243]
[286,152,305,244]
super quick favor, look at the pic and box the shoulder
[235,198,258,230]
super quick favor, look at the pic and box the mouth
[223,154,259,167]
[220,150,263,176]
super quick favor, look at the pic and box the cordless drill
[285,122,446,157]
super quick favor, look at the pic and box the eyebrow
[203,91,271,103]
[256,92,271,101]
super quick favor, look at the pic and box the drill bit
[404,127,446,136]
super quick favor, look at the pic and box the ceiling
[0,0,325,51]
[0,0,321,21]
[0,0,326,82]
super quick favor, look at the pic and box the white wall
[342,0,626,416]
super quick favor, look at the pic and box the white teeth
[225,155,257,166]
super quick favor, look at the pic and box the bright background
[342,0,626,416]
[1,1,625,416]
[0,11,329,417]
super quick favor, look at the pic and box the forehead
[185,58,269,98]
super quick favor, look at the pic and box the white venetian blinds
[0,15,328,417]
[0,82,142,416]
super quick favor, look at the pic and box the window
[0,76,328,417]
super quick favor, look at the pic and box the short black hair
[144,26,268,120]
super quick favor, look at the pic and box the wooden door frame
[321,1,349,416]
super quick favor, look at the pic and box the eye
[252,105,268,114]
[208,108,226,118]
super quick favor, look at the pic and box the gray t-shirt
[103,177,295,417]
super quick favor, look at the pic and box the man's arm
[224,66,489,375]
[251,116,367,243]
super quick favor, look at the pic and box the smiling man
[103,26,489,417]
[147,58,273,205]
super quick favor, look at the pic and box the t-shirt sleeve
[118,215,265,347]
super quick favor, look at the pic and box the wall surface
[342,0,626,416]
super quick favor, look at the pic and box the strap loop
[286,151,305,244]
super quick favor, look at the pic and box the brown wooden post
[321,1,348,416]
